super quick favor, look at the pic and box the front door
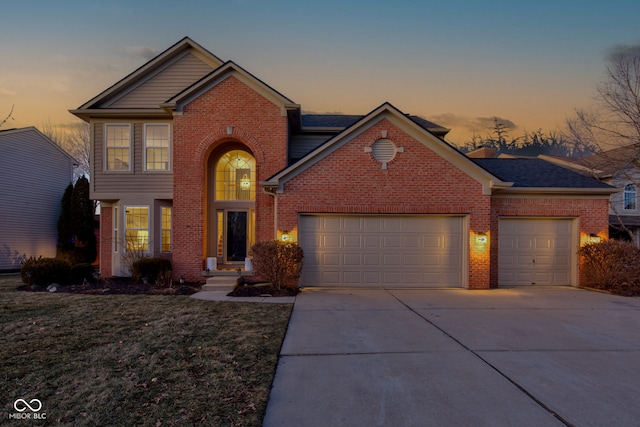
[226,211,248,262]
[208,146,257,267]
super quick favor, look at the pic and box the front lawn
[0,274,292,426]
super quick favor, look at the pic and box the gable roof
[160,60,299,115]
[0,126,77,162]
[262,102,512,194]
[474,158,617,194]
[70,37,224,121]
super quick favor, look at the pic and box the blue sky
[1,0,639,144]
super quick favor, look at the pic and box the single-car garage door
[299,215,465,287]
[499,218,576,286]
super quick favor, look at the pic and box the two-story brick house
[71,37,617,288]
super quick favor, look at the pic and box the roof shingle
[473,158,613,189]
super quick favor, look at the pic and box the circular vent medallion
[371,139,397,164]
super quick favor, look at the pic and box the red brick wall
[99,206,112,277]
[490,197,610,287]
[276,119,493,289]
[171,75,287,281]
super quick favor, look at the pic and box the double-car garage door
[299,215,577,288]
[299,215,464,287]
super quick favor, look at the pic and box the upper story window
[624,184,636,210]
[105,124,131,171]
[215,150,256,201]
[145,124,170,171]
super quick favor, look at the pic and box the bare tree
[40,120,91,177]
[0,105,15,128]
[568,45,640,153]
[567,45,640,241]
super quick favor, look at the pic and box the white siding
[0,128,74,270]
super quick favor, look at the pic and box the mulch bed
[17,277,202,295]
[228,282,300,297]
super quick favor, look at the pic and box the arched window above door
[215,149,256,201]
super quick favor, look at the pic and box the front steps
[201,269,253,292]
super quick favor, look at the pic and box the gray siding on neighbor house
[92,121,173,198]
[0,128,74,271]
[105,52,216,109]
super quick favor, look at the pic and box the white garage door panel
[499,218,575,286]
[300,215,463,288]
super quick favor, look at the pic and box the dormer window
[624,184,636,210]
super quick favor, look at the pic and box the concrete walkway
[190,290,296,304]
[263,287,640,426]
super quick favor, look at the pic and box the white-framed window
[160,207,172,253]
[125,206,149,252]
[105,124,131,171]
[624,184,636,210]
[144,124,170,171]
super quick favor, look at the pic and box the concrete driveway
[263,287,640,427]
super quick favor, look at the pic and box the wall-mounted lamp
[281,231,290,241]
[588,233,603,244]
[476,232,488,244]
[179,275,185,284]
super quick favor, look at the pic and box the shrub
[131,258,172,284]
[70,263,96,284]
[579,240,640,289]
[20,256,42,284]
[20,257,71,286]
[251,240,304,290]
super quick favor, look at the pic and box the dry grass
[0,274,292,426]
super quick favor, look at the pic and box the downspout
[263,186,278,239]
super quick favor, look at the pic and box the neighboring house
[70,37,617,288]
[540,147,640,246]
[0,127,76,271]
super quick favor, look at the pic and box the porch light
[588,233,603,244]
[476,232,488,244]
[281,231,290,241]
[240,173,251,190]
[179,276,185,284]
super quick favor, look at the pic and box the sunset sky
[1,0,639,145]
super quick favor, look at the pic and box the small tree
[70,176,97,263]
[56,176,97,264]
[251,240,304,290]
[56,183,75,261]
